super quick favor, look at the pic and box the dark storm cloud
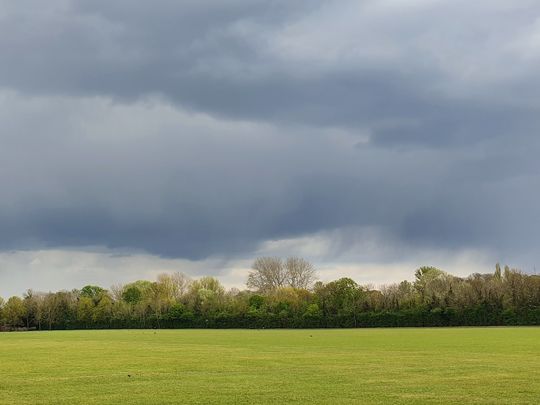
[2,1,539,142]
[0,0,539,267]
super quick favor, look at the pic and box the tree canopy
[1,261,539,331]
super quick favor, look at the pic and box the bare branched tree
[247,256,317,292]
[247,257,287,292]
[285,257,317,290]
[110,284,125,302]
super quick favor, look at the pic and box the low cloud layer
[1,1,539,294]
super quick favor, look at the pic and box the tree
[147,281,172,324]
[304,303,322,318]
[122,286,143,305]
[93,294,113,325]
[42,291,76,330]
[157,272,191,301]
[1,262,538,330]
[80,285,106,304]
[285,257,317,289]
[4,296,26,327]
[247,257,287,292]
[77,296,95,326]
[247,257,317,292]
[268,287,304,315]
[167,302,187,320]
[22,290,40,328]
[188,277,225,315]
[414,266,445,304]
[495,263,502,280]
[248,294,265,310]
[315,278,360,316]
[190,277,225,295]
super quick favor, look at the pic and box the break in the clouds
[1,0,539,295]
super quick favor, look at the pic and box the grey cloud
[1,1,538,137]
[0,1,539,272]
[1,92,537,265]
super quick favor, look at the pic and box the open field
[1,328,539,404]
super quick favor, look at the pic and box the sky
[1,0,539,297]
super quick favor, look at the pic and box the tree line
[1,258,539,330]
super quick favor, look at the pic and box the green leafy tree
[414,266,445,304]
[303,303,322,318]
[4,296,26,327]
[77,296,95,326]
[122,286,143,305]
[80,285,106,304]
[316,278,360,316]
[188,277,225,315]
[93,294,113,325]
[249,295,265,310]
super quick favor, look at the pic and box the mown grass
[0,327,539,404]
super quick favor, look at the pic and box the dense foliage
[1,261,539,330]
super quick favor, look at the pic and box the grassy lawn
[0,328,539,404]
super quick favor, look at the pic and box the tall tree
[247,257,287,292]
[247,257,317,292]
[285,257,317,290]
[80,285,106,304]
[4,296,26,327]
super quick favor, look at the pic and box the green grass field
[1,328,539,404]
